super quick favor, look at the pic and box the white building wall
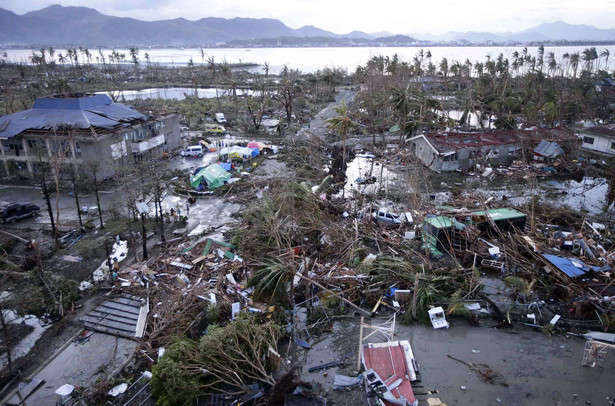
[580,132,615,155]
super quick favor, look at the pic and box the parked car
[215,113,227,124]
[180,146,204,158]
[0,201,40,223]
[204,124,226,134]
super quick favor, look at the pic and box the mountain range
[0,5,614,47]
[0,5,383,46]
[413,21,615,43]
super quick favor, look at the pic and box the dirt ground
[298,317,615,406]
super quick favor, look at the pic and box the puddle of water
[336,156,400,198]
[0,310,49,369]
[163,195,241,237]
[539,177,609,215]
[432,172,610,217]
[169,151,220,172]
[445,109,495,129]
[98,87,258,101]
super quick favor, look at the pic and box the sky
[3,0,615,35]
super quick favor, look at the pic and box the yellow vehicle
[204,124,226,134]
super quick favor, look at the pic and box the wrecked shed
[471,208,527,232]
[422,216,454,255]
[533,140,564,162]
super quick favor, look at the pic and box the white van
[215,113,227,124]
[180,145,204,158]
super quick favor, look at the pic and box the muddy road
[308,88,356,138]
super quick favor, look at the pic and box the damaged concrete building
[579,125,615,156]
[0,93,181,178]
[409,127,577,171]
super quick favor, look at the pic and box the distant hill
[413,21,615,43]
[514,21,615,42]
[1,6,614,47]
[0,5,378,46]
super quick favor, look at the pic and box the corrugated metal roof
[81,296,148,339]
[424,216,453,229]
[362,341,417,405]
[542,254,608,278]
[582,125,615,138]
[472,208,526,221]
[534,140,564,158]
[413,127,575,154]
[0,94,147,139]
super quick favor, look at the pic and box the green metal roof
[471,208,526,221]
[423,216,454,229]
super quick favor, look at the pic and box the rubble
[5,113,613,406]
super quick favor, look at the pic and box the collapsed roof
[534,140,564,158]
[0,93,148,139]
[411,127,575,155]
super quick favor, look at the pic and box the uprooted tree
[151,315,282,405]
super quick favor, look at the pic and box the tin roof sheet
[0,94,147,139]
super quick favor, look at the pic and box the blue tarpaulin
[218,162,232,171]
[543,254,609,278]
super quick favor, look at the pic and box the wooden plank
[192,255,207,265]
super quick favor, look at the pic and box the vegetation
[151,315,282,405]
[0,50,342,137]
[352,47,614,143]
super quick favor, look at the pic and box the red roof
[363,345,416,405]
[582,125,615,138]
[420,127,574,154]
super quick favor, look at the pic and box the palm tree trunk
[342,132,347,199]
[0,305,13,375]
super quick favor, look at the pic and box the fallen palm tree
[151,315,282,404]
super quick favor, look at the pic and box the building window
[611,142,615,150]
[583,136,595,145]
[487,148,500,157]
[27,140,44,150]
[443,153,457,162]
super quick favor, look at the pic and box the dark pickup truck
[0,201,41,223]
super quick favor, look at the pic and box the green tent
[388,124,400,133]
[190,164,231,189]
